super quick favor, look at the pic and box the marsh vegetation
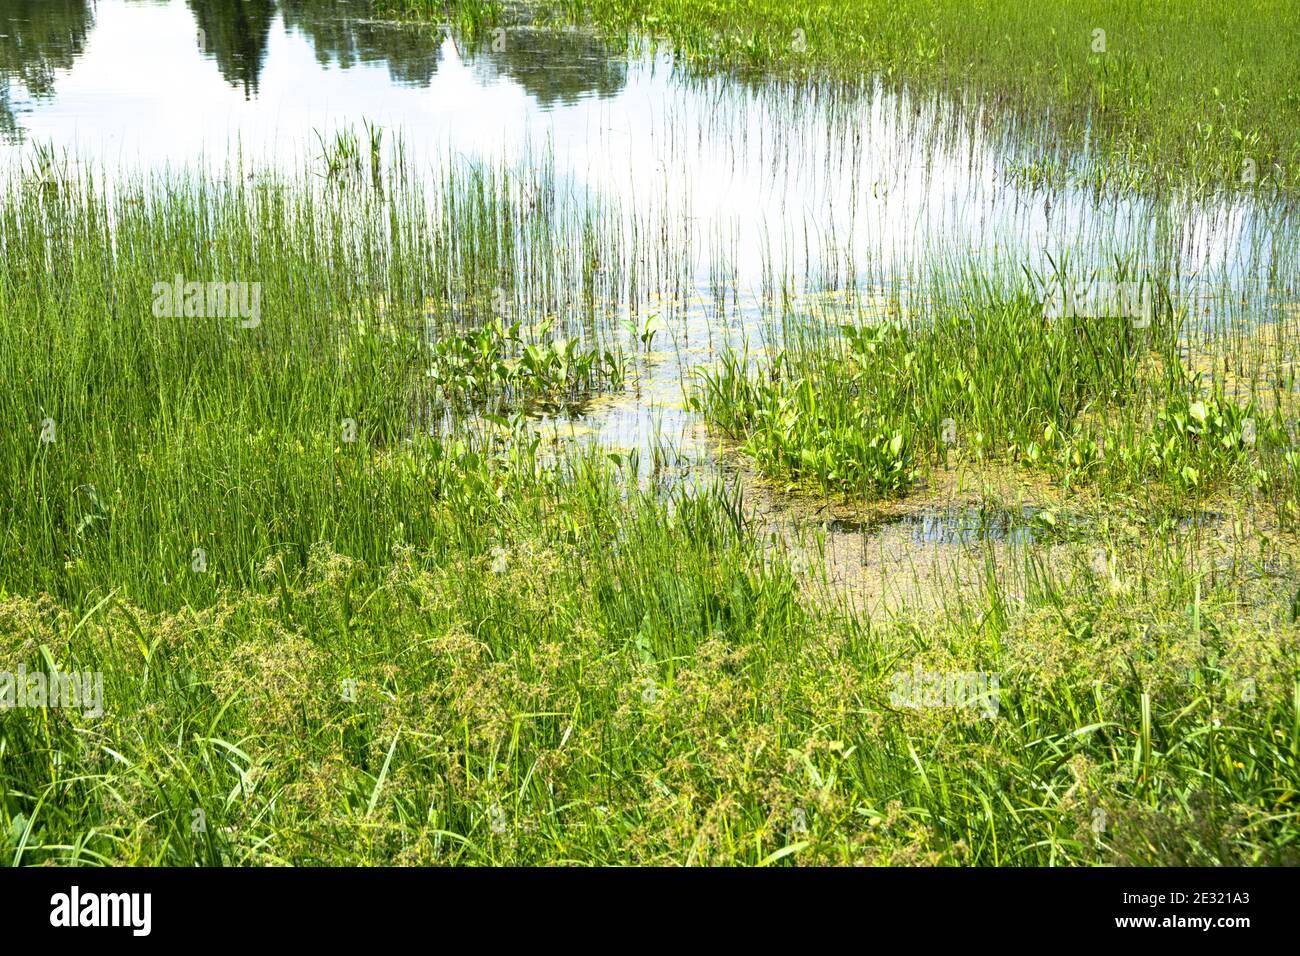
[1,0,1298,866]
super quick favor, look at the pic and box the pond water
[3,0,1290,286]
[828,507,1046,546]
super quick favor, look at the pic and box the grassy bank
[6,475,1300,865]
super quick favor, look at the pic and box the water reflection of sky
[1,0,1293,301]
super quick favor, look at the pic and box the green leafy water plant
[427,319,628,412]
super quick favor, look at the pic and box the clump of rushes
[697,273,1300,521]
[696,281,1168,496]
[0,148,634,608]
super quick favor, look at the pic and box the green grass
[1,150,1298,865]
[5,484,1300,865]
[4,3,1300,861]
[410,0,1300,196]
[0,145,637,605]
